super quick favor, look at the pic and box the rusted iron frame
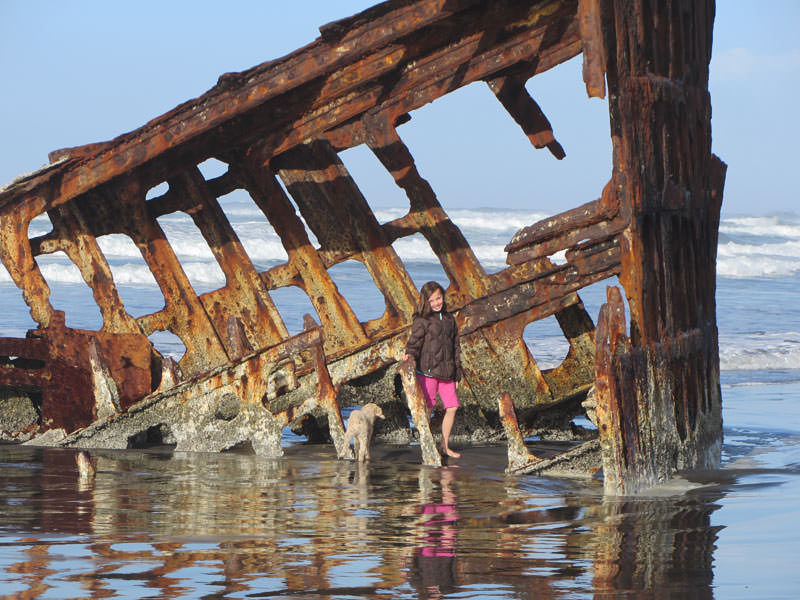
[172,2,583,193]
[5,0,584,354]
[459,239,620,337]
[46,202,142,335]
[170,167,289,354]
[0,0,483,208]
[253,224,618,369]
[0,0,578,220]
[114,169,616,378]
[112,178,231,375]
[246,13,583,172]
[233,147,371,354]
[578,0,606,99]
[0,1,620,450]
[486,74,566,159]
[145,324,323,404]
[253,239,610,389]
[59,0,584,354]
[271,138,418,323]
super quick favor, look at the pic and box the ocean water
[1,204,799,598]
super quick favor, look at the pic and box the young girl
[403,281,462,458]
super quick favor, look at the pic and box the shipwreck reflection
[409,467,459,599]
[0,446,723,598]
[588,488,722,599]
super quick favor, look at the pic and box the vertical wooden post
[398,359,441,467]
[594,0,726,493]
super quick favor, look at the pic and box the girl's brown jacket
[405,311,462,381]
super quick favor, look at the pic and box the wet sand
[1,380,799,599]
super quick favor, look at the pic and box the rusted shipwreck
[0,0,724,493]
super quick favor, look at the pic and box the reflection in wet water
[0,443,725,598]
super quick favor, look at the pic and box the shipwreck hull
[0,0,723,493]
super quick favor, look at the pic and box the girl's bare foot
[441,446,461,458]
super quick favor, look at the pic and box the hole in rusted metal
[155,213,224,295]
[99,233,160,315]
[197,158,228,180]
[327,259,387,323]
[0,356,46,369]
[391,232,450,289]
[550,249,568,265]
[217,189,287,269]
[29,212,53,240]
[269,285,318,336]
[523,316,570,370]
[338,144,408,209]
[145,181,169,201]
[148,330,186,363]
[33,250,102,329]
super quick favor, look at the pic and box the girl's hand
[401,353,410,362]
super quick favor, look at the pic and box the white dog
[341,403,385,462]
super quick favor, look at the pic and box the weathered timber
[592,0,725,494]
[498,392,600,476]
[0,0,724,493]
[398,360,441,467]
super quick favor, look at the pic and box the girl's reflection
[411,467,459,599]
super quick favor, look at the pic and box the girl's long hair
[414,281,447,318]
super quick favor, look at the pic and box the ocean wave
[392,237,508,266]
[15,209,800,284]
[527,331,800,374]
[719,332,800,371]
[720,214,800,240]
[442,208,549,232]
[717,239,800,278]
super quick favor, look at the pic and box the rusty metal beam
[273,139,418,326]
[578,0,606,98]
[487,74,566,159]
[236,149,371,356]
[172,167,288,356]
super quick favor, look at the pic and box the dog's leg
[364,423,373,461]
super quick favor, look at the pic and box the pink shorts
[417,374,460,410]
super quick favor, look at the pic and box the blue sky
[1,1,797,217]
